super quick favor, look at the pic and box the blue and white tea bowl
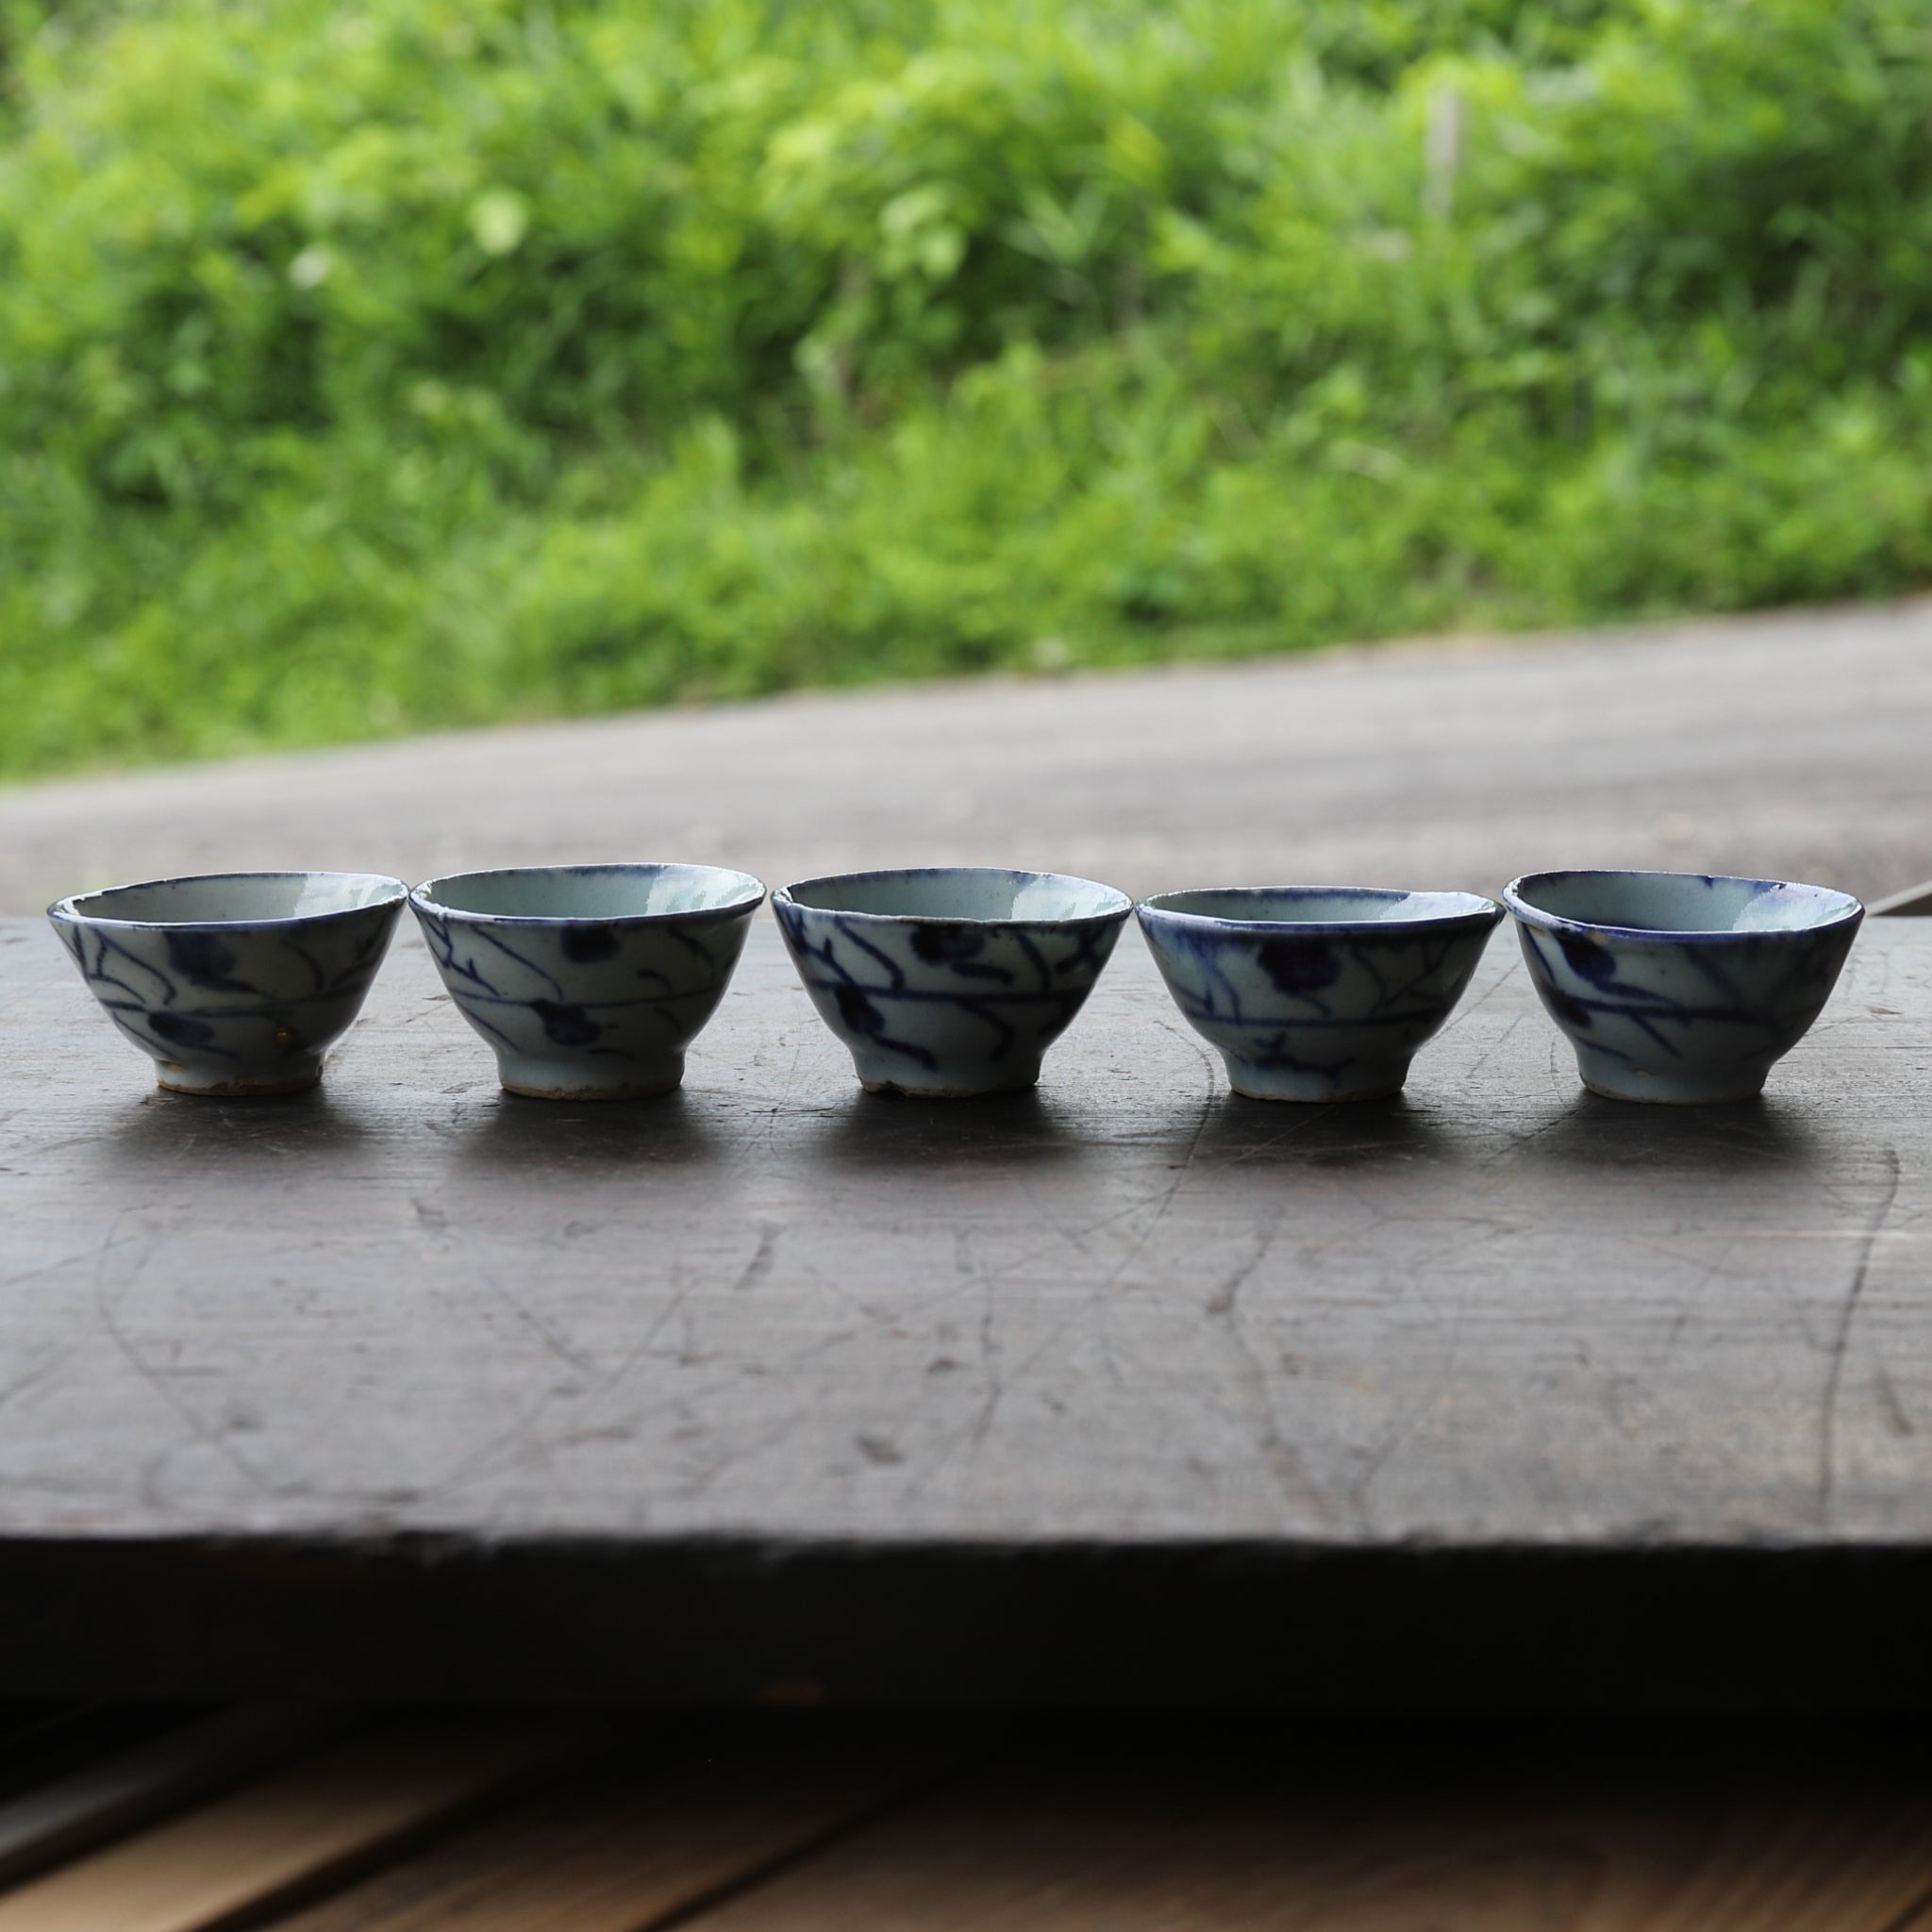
[47,871,407,1095]
[1137,887,1504,1102]
[1504,869,1864,1105]
[410,863,765,1099]
[773,867,1132,1097]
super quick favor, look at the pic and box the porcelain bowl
[47,871,407,1095]
[1136,887,1504,1102]
[774,867,1132,1096]
[409,863,765,1099]
[1504,869,1864,1104]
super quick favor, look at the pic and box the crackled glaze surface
[46,871,405,1094]
[774,867,1131,1096]
[1137,888,1504,1101]
[1506,869,1864,1104]
[410,863,764,1099]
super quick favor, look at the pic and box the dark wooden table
[3,918,1930,1708]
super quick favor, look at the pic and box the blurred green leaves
[2,0,1931,775]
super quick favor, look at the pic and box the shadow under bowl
[1503,869,1864,1105]
[1136,886,1505,1102]
[773,866,1133,1098]
[46,871,408,1095]
[409,862,766,1100]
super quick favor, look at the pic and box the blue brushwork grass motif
[1136,886,1504,1102]
[409,862,764,1099]
[774,867,1131,1096]
[1504,869,1863,1104]
[46,871,407,1094]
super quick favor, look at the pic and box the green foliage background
[2,0,1930,775]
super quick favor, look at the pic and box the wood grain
[270,1734,951,1932]
[0,1721,573,1932]
[6,918,1928,1545]
[3,919,1932,1703]
[0,1703,350,1889]
[0,1716,1926,1932]
[681,1752,1932,1932]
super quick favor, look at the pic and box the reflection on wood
[0,1703,349,1890]
[275,1735,952,1932]
[0,1721,573,1932]
[689,1757,1932,1932]
[0,1715,1924,1931]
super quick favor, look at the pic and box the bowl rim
[1137,884,1504,937]
[409,860,766,928]
[774,864,1132,927]
[47,869,408,930]
[1503,868,1865,943]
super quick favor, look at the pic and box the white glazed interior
[1509,871,1859,937]
[782,868,1129,924]
[415,864,764,921]
[1143,888,1496,927]
[55,872,404,925]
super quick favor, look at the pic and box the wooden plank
[5,919,1928,1549]
[687,1800,1932,1930]
[0,1721,576,1932]
[268,1733,954,1932]
[4,919,1932,1704]
[680,1750,1932,1932]
[0,1703,352,1889]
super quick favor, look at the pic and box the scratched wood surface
[2,918,1930,1704]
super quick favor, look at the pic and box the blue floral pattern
[1505,869,1863,1104]
[1138,888,1503,1102]
[47,872,406,1095]
[774,868,1131,1096]
[410,864,764,1099]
